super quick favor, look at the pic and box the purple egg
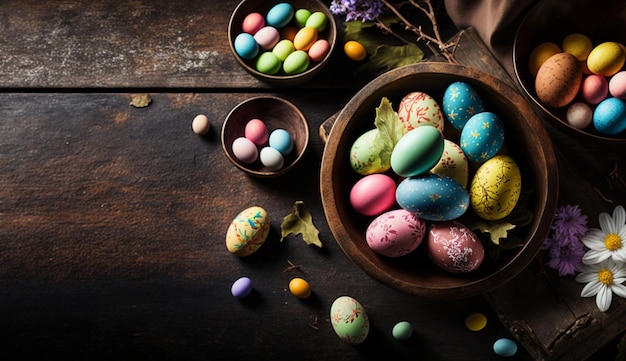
[231,276,253,298]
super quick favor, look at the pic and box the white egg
[259,146,284,170]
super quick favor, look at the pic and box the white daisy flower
[575,259,626,312]
[581,205,626,265]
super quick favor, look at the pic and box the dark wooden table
[1,1,625,360]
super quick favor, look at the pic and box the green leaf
[473,221,517,245]
[280,201,322,248]
[371,97,403,170]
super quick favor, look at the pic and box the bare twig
[593,186,614,203]
[283,260,304,273]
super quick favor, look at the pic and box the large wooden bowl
[513,0,626,144]
[228,0,337,87]
[320,62,558,299]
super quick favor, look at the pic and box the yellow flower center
[605,233,622,251]
[598,268,613,286]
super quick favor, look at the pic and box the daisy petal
[576,272,598,283]
[613,206,625,228]
[611,283,626,299]
[581,281,602,297]
[596,286,612,312]
[599,212,614,234]
[582,250,610,264]
[582,230,608,249]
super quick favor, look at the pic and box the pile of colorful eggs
[348,82,523,274]
[233,2,331,75]
[529,33,626,135]
[231,117,294,171]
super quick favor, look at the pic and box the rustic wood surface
[0,1,625,360]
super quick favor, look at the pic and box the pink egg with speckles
[350,174,396,217]
[366,209,426,257]
[609,71,626,99]
[427,220,484,273]
[581,74,609,105]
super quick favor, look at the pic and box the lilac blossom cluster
[541,204,588,276]
[329,0,383,22]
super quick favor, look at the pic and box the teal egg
[256,52,281,74]
[283,50,309,74]
[493,338,518,357]
[443,81,484,131]
[391,125,444,177]
[234,33,259,60]
[396,173,469,221]
[460,111,504,163]
[593,97,626,135]
[266,3,294,28]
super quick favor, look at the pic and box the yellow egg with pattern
[469,155,522,221]
[430,139,469,187]
[225,206,270,257]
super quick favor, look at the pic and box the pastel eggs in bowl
[221,96,309,177]
[228,0,337,86]
[320,62,558,299]
[513,0,626,143]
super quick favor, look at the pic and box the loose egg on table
[395,173,469,221]
[470,155,522,220]
[330,296,370,345]
[427,220,485,273]
[225,206,271,257]
[442,81,485,131]
[365,209,426,257]
[397,91,445,133]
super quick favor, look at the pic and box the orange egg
[293,26,318,51]
[288,277,311,299]
[535,52,582,108]
[344,40,367,61]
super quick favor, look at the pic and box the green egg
[283,50,309,74]
[294,8,311,28]
[256,52,281,75]
[272,39,295,61]
[391,125,444,177]
[305,11,328,32]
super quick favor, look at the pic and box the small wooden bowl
[222,96,309,178]
[513,0,626,144]
[320,62,558,299]
[228,0,337,86]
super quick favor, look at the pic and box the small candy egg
[266,2,294,28]
[293,26,318,51]
[269,128,293,155]
[581,74,609,104]
[442,81,485,131]
[566,102,593,129]
[535,52,582,108]
[305,11,328,32]
[609,70,626,99]
[288,277,311,299]
[396,174,469,221]
[294,8,311,28]
[392,321,413,341]
[460,111,505,163]
[191,114,210,135]
[465,313,487,331]
[330,296,370,345]
[225,206,270,257]
[232,137,258,164]
[283,50,310,74]
[254,26,280,50]
[272,39,295,61]
[593,97,626,135]
[234,33,259,60]
[390,125,444,177]
[493,338,518,357]
[427,221,484,273]
[350,173,397,217]
[587,41,625,77]
[562,33,593,61]
[259,146,284,171]
[397,91,445,133]
[242,12,265,35]
[256,52,281,75]
[231,276,253,298]
[528,42,561,76]
[245,118,269,145]
[349,129,390,175]
[366,209,426,257]
[308,39,330,62]
[470,155,522,220]
[430,139,469,188]
[344,40,367,61]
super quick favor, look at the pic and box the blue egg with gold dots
[460,111,504,163]
[442,81,485,131]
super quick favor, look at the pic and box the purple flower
[547,234,586,276]
[330,0,383,22]
[542,204,589,276]
[552,204,588,240]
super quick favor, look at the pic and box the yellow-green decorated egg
[470,155,521,220]
[430,139,469,188]
[225,206,270,256]
[330,296,369,345]
[349,128,390,175]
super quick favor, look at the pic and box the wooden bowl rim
[320,62,559,299]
